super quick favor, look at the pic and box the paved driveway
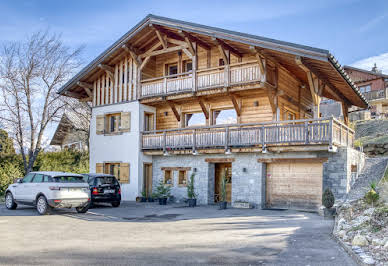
[0,202,355,265]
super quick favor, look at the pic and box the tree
[0,31,83,173]
[0,129,15,156]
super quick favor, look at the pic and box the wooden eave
[58,14,368,109]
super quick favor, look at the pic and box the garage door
[266,160,323,211]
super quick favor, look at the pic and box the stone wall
[323,147,365,200]
[363,143,388,156]
[152,153,263,206]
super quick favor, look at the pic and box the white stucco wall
[90,101,155,201]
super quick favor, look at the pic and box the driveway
[0,202,355,265]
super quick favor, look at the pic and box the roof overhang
[58,14,369,109]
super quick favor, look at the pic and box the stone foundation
[150,147,365,208]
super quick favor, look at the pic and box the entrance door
[143,164,153,197]
[214,163,232,202]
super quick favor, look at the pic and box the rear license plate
[104,189,115,194]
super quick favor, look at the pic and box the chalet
[344,65,388,120]
[50,111,89,151]
[58,15,368,210]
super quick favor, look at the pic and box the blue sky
[1,0,388,72]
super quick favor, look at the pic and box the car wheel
[75,205,89,214]
[36,195,51,215]
[111,201,120,207]
[5,192,17,210]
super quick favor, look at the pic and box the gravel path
[346,157,388,201]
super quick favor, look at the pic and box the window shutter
[96,115,105,135]
[120,163,130,183]
[120,112,131,132]
[96,163,104,173]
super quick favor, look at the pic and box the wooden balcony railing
[140,61,263,97]
[141,117,354,151]
[363,89,387,101]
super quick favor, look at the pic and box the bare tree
[0,31,83,173]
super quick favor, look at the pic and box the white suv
[4,171,90,215]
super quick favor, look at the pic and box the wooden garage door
[266,161,323,211]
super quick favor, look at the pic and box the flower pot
[188,198,197,207]
[147,197,154,202]
[159,197,167,205]
[140,197,147,202]
[219,201,227,210]
[323,207,336,219]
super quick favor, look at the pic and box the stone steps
[346,157,388,202]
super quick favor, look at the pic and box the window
[144,113,154,131]
[178,170,187,186]
[183,60,192,72]
[96,112,131,135]
[213,109,237,125]
[283,109,296,121]
[166,64,178,76]
[96,163,129,183]
[219,58,225,66]
[105,163,121,180]
[22,173,35,183]
[164,170,173,186]
[107,113,121,133]
[32,174,44,183]
[43,175,53,182]
[359,84,371,93]
[185,113,206,127]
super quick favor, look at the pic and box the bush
[154,180,171,199]
[364,189,379,205]
[0,162,23,196]
[187,173,197,199]
[35,150,89,173]
[322,188,335,209]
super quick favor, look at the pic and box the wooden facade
[59,15,367,153]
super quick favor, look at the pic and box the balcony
[363,89,387,101]
[141,117,354,152]
[140,61,264,98]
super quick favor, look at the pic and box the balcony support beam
[167,101,181,122]
[229,93,241,117]
[342,103,349,126]
[212,37,242,59]
[152,26,167,49]
[178,30,211,50]
[197,97,209,120]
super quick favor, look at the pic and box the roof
[58,14,369,108]
[30,171,83,177]
[344,65,388,79]
[50,110,89,146]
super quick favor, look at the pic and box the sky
[1,0,388,147]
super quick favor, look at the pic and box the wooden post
[225,126,229,150]
[304,122,309,144]
[163,77,167,94]
[193,129,196,152]
[329,118,333,147]
[163,131,167,152]
[192,42,197,92]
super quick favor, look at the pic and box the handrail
[141,117,337,134]
[141,71,193,83]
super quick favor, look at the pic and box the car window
[22,173,35,183]
[88,178,95,186]
[96,176,118,186]
[53,176,85,183]
[32,174,44,183]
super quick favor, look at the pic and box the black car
[82,174,121,207]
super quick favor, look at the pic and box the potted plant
[155,180,171,205]
[219,172,227,210]
[187,173,197,207]
[322,188,335,218]
[140,190,147,202]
